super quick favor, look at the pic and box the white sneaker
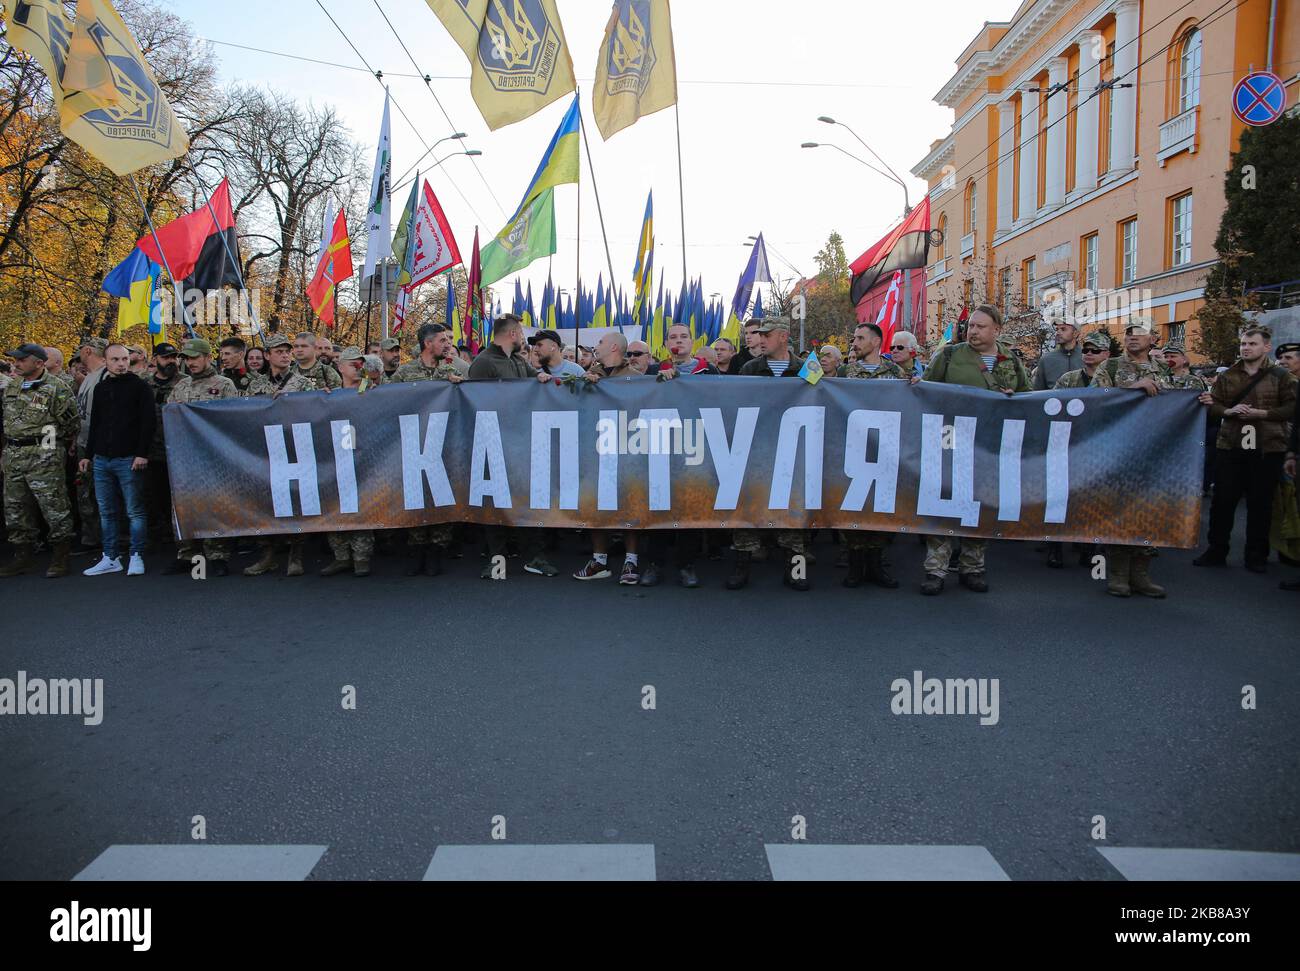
[127,553,145,576]
[83,555,123,576]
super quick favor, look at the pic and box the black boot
[405,547,427,577]
[423,545,444,577]
[842,548,866,588]
[725,550,752,590]
[865,548,900,589]
[783,552,810,592]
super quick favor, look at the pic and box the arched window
[936,213,947,260]
[965,181,978,235]
[1178,28,1201,113]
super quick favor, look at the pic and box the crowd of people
[3,305,1297,596]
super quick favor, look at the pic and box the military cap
[153,342,179,357]
[5,342,48,361]
[754,317,792,333]
[263,333,291,349]
[339,346,364,362]
[1164,337,1188,355]
[1124,316,1155,336]
[80,336,109,353]
[379,337,401,351]
[1275,342,1300,357]
[1081,331,1111,351]
[528,329,563,347]
[179,338,213,358]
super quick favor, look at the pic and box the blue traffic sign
[1232,72,1287,127]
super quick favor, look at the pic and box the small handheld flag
[798,351,824,385]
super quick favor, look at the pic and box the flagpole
[127,175,192,340]
[187,170,265,343]
[673,103,687,282]
[578,105,617,295]
[575,90,582,354]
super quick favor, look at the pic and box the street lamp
[817,116,911,214]
[393,133,471,188]
[801,142,897,186]
[391,149,482,195]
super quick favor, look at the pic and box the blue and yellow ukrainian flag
[632,191,653,318]
[102,248,163,338]
[504,95,580,231]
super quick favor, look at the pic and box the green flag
[480,188,557,286]
[390,179,420,287]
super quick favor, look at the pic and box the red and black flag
[136,179,242,293]
[849,197,931,308]
[465,227,484,354]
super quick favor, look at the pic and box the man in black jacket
[79,342,155,576]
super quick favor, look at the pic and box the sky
[168,0,1024,306]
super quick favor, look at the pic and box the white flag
[362,93,392,280]
[317,196,337,274]
[408,181,463,288]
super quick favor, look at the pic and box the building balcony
[1157,106,1198,166]
[960,232,975,260]
[927,257,950,283]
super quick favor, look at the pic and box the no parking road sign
[1232,72,1287,127]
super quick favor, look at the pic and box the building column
[996,100,1016,234]
[1017,88,1039,223]
[1075,30,1102,193]
[1043,56,1069,210]
[1108,0,1140,176]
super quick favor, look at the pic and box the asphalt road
[1,509,1297,881]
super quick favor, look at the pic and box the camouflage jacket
[1,370,80,451]
[223,366,271,397]
[265,368,294,393]
[391,358,461,383]
[146,370,182,460]
[1053,368,1100,389]
[169,367,238,404]
[1167,370,1209,391]
[282,360,342,393]
[923,341,1032,392]
[843,358,907,380]
[1091,354,1174,390]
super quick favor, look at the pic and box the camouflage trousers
[75,444,99,546]
[732,529,809,555]
[1110,544,1158,559]
[328,530,375,561]
[176,538,230,562]
[406,524,453,547]
[844,529,888,551]
[923,535,987,577]
[3,446,74,546]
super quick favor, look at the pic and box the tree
[1205,112,1300,299]
[813,231,849,289]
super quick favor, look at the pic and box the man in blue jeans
[79,343,155,576]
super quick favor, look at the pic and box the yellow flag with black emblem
[424,0,576,131]
[592,0,677,140]
[8,0,189,175]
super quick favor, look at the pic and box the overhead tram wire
[313,0,488,227]
[372,0,507,221]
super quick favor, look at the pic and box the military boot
[725,549,752,590]
[44,541,72,578]
[865,548,900,589]
[1106,549,1132,598]
[783,551,810,592]
[286,542,304,577]
[243,544,279,576]
[320,558,352,576]
[1129,554,1166,599]
[842,548,866,588]
[404,547,427,577]
[352,559,371,578]
[423,546,443,577]
[0,544,35,577]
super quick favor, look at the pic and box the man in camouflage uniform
[1162,338,1209,391]
[392,324,464,577]
[1090,317,1175,598]
[73,337,108,551]
[164,339,238,577]
[282,332,342,394]
[320,347,383,577]
[143,342,183,546]
[1,344,80,577]
[379,336,402,381]
[219,336,270,396]
[919,304,1032,595]
[243,334,299,576]
[1053,330,1111,389]
[839,321,906,590]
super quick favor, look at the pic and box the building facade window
[965,181,978,235]
[1168,321,1186,342]
[1120,219,1137,285]
[1024,257,1036,299]
[1082,234,1099,290]
[1170,192,1193,267]
[935,213,947,261]
[1178,28,1202,113]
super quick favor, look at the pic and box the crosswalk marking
[72,845,328,881]
[423,844,656,881]
[765,844,1011,881]
[1097,847,1300,881]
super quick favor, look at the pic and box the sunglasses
[628,351,648,357]
[890,345,908,352]
[1082,347,1105,353]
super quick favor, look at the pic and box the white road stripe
[1098,847,1300,881]
[423,844,656,881]
[765,844,1011,881]
[72,845,328,881]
